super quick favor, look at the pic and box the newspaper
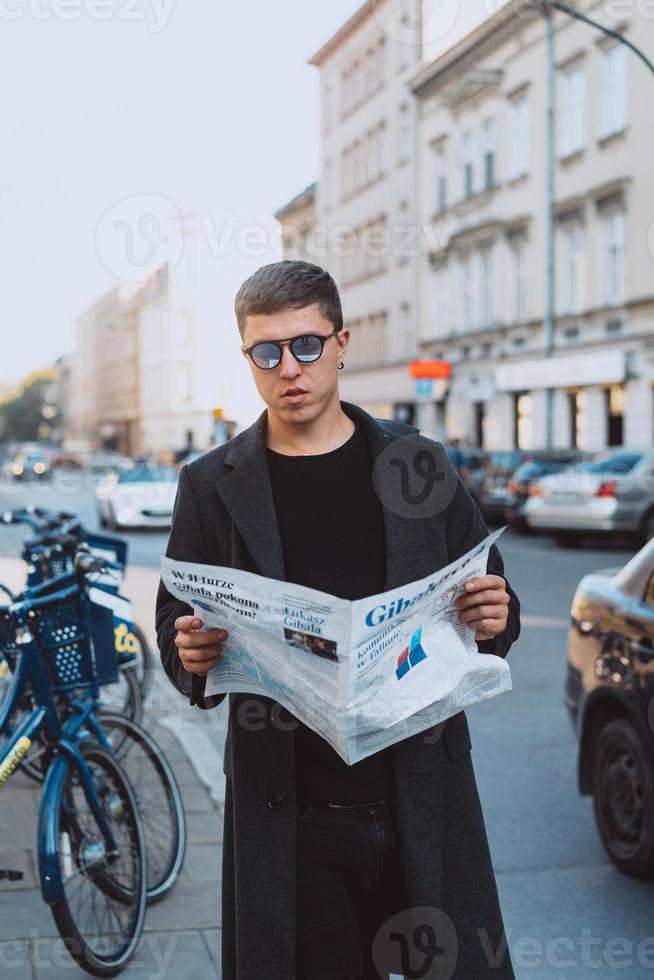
[160,525,512,765]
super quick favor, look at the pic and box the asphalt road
[2,478,653,978]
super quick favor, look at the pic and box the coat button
[268,793,284,810]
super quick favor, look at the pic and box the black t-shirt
[266,416,394,805]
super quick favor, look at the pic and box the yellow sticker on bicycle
[0,736,32,790]
[114,622,139,655]
[0,660,8,680]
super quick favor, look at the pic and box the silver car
[524,449,654,547]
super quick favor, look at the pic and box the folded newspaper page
[161,525,512,764]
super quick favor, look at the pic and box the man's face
[241,303,349,425]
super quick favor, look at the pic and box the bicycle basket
[23,583,119,691]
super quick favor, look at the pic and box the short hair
[234,260,343,339]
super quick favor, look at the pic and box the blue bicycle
[0,551,148,975]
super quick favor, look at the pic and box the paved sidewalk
[0,558,227,979]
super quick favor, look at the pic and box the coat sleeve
[443,457,521,661]
[155,464,226,710]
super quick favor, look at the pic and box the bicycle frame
[0,620,120,905]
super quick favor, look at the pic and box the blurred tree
[0,368,57,443]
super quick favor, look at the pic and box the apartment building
[275,182,317,260]
[68,209,279,455]
[411,1,654,450]
[308,0,425,423]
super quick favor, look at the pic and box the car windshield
[117,467,178,484]
[568,452,644,475]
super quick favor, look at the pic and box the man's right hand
[174,615,229,676]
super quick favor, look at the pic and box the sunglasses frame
[242,329,341,371]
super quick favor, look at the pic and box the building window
[425,268,446,340]
[514,391,534,450]
[323,159,332,211]
[433,145,447,213]
[605,383,625,446]
[366,313,386,367]
[509,96,530,179]
[397,25,410,73]
[400,303,413,358]
[568,390,587,449]
[376,36,386,91]
[481,119,496,189]
[600,43,628,138]
[458,254,474,332]
[602,212,625,306]
[511,242,527,323]
[461,130,475,198]
[479,249,494,327]
[341,68,351,117]
[323,84,333,133]
[559,66,586,156]
[398,104,412,162]
[560,225,584,314]
[353,140,364,192]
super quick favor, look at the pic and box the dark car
[479,450,536,525]
[565,537,654,878]
[502,451,588,530]
[444,446,491,506]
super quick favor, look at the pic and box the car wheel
[592,717,654,879]
[553,532,582,548]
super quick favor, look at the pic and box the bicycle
[0,551,148,975]
[0,553,186,904]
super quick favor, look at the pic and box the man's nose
[278,345,301,378]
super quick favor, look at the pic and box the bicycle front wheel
[96,712,186,903]
[47,744,147,976]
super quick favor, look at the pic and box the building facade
[275,182,317,261]
[411,0,654,450]
[308,0,424,424]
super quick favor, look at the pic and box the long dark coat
[156,400,521,979]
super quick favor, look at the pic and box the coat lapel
[215,407,285,581]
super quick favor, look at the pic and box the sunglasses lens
[251,343,281,369]
[291,335,323,362]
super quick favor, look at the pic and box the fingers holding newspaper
[174,615,229,676]
[454,573,510,643]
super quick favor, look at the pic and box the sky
[0,0,499,388]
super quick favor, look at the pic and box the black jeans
[295,799,407,980]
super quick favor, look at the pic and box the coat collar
[215,400,422,591]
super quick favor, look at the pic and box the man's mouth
[282,388,308,400]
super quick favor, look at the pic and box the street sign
[415,378,433,398]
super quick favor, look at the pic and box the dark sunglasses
[242,329,340,370]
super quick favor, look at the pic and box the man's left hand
[455,574,509,642]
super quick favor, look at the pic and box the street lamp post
[544,5,555,450]
[530,0,654,449]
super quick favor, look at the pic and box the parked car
[445,446,490,505]
[524,448,654,547]
[85,449,134,476]
[7,447,51,481]
[566,536,654,878]
[95,464,179,530]
[479,450,536,525]
[501,451,588,530]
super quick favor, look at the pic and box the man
[156,260,521,980]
